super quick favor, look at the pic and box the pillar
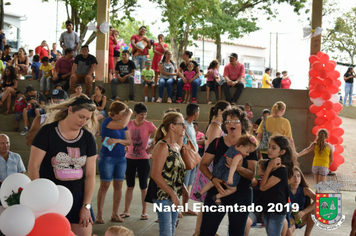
[310,0,323,56]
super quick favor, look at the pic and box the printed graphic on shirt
[131,129,143,157]
[52,147,86,181]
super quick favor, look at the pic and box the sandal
[119,213,130,218]
[95,215,105,224]
[3,110,9,115]
[178,212,183,218]
[182,209,198,216]
[141,214,149,220]
[111,214,124,222]
[212,195,222,206]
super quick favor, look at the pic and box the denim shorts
[66,191,95,224]
[14,112,23,121]
[98,110,106,117]
[312,166,329,176]
[98,155,127,181]
[143,81,155,86]
[27,108,44,117]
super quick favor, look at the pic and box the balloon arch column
[308,52,344,171]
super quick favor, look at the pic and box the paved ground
[91,117,356,236]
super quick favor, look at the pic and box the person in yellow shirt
[262,68,272,88]
[39,56,53,96]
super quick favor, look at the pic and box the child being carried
[194,134,258,205]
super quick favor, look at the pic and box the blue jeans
[159,77,175,98]
[183,165,197,187]
[134,55,147,71]
[40,75,52,91]
[263,213,286,236]
[98,155,127,181]
[154,199,178,236]
[344,82,353,105]
[177,77,201,99]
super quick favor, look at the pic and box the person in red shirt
[223,53,245,104]
[35,40,50,60]
[52,48,74,92]
[130,26,151,71]
[281,70,292,89]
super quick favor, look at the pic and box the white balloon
[313,97,325,107]
[330,94,339,104]
[0,205,35,236]
[20,178,59,213]
[310,97,315,103]
[0,173,31,207]
[331,145,335,152]
[34,185,73,218]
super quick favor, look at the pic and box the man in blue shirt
[0,134,26,184]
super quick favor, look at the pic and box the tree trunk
[177,23,190,65]
[216,34,222,63]
[170,36,178,64]
[84,31,97,47]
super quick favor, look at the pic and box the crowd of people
[0,22,353,236]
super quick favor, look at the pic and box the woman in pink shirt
[281,70,291,89]
[120,103,156,220]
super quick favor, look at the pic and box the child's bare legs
[193,181,214,199]
[186,91,191,103]
[183,90,188,103]
[244,217,253,236]
[217,85,221,100]
[154,71,159,84]
[206,86,210,103]
[151,85,155,99]
[314,174,326,187]
[215,186,236,204]
[144,85,148,98]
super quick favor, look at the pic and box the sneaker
[144,96,148,102]
[207,101,212,105]
[20,127,29,136]
[167,98,172,104]
[129,95,134,101]
[156,98,162,103]
[110,96,116,101]
[151,97,155,102]
[191,98,197,104]
[176,97,183,103]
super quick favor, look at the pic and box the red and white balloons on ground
[309,51,344,171]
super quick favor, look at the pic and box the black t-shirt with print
[344,72,354,84]
[205,137,257,203]
[1,54,11,62]
[115,60,136,77]
[32,121,97,193]
[179,60,199,72]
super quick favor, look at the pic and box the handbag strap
[262,116,268,131]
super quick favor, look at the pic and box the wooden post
[95,0,110,82]
[310,0,323,56]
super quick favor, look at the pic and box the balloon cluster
[0,173,75,236]
[308,52,344,171]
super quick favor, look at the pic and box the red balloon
[309,85,314,90]
[309,104,323,114]
[338,136,344,145]
[68,232,75,236]
[331,127,344,136]
[325,62,336,72]
[326,85,339,94]
[329,135,339,144]
[334,116,342,126]
[27,213,71,236]
[316,109,326,117]
[334,79,342,87]
[333,103,342,112]
[321,90,332,100]
[316,51,325,58]
[313,61,324,71]
[312,126,322,135]
[329,70,341,79]
[329,161,339,171]
[325,110,336,120]
[323,101,334,110]
[324,120,334,130]
[309,69,319,78]
[319,70,329,78]
[309,77,323,85]
[333,154,345,165]
[323,77,334,86]
[309,55,320,64]
[329,60,337,66]
[334,145,344,155]
[314,116,326,126]
[309,89,321,99]
[314,83,326,92]
[320,53,330,64]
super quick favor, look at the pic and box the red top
[35,46,49,59]
[130,35,149,56]
[281,78,291,89]
[109,36,114,57]
[223,62,245,81]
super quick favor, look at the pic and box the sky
[4,0,355,90]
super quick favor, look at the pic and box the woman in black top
[0,66,17,115]
[199,108,257,235]
[176,50,201,104]
[259,135,294,236]
[343,67,355,106]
